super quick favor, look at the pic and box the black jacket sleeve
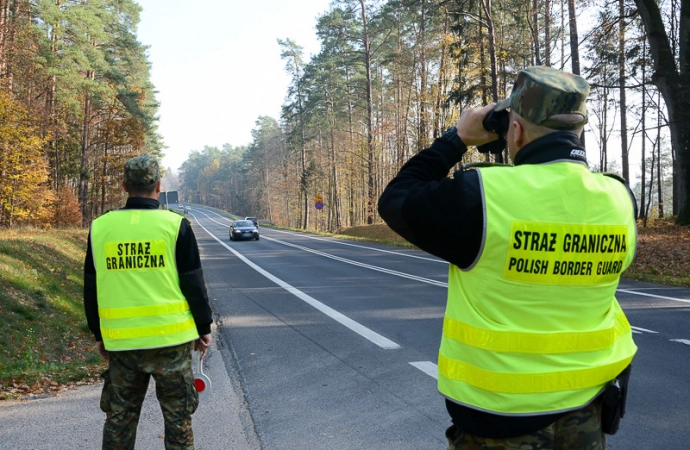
[176,218,213,336]
[377,139,484,269]
[83,230,101,341]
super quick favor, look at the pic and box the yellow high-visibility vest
[438,162,637,415]
[90,209,198,351]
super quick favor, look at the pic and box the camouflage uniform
[84,155,212,450]
[101,342,199,450]
[494,65,589,130]
[124,155,161,186]
[445,399,605,450]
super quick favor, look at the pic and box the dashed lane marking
[195,209,690,307]
[617,289,690,305]
[630,326,658,334]
[190,212,402,350]
[410,361,438,379]
[189,208,679,349]
[193,209,448,288]
[198,208,445,263]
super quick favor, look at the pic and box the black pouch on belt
[601,365,632,435]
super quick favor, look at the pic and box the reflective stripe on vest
[438,162,638,415]
[90,209,198,351]
[443,311,631,354]
[99,301,191,319]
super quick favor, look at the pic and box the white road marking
[190,207,683,345]
[410,361,438,379]
[193,209,448,288]
[269,228,445,263]
[630,326,658,334]
[263,236,448,287]
[620,287,686,291]
[617,289,690,305]
[670,339,690,346]
[196,208,445,263]
[189,212,401,350]
[197,209,690,308]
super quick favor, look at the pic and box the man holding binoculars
[378,66,637,449]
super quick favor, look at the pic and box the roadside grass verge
[0,227,104,400]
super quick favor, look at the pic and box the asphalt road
[1,204,688,449]
[190,206,690,449]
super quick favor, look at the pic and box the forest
[0,0,687,231]
[0,0,160,228]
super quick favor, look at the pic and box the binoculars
[477,109,509,156]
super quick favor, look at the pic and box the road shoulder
[0,328,259,449]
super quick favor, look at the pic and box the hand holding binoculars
[477,109,509,155]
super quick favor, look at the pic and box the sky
[135,0,332,172]
[135,0,663,186]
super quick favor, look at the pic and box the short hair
[126,181,158,197]
[511,110,583,141]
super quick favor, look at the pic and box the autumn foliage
[0,0,162,229]
[0,88,52,228]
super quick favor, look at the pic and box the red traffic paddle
[193,352,211,399]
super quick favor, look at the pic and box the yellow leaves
[0,87,52,227]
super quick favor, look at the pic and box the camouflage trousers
[446,399,605,450]
[100,342,199,450]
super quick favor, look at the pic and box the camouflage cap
[124,155,160,186]
[494,66,590,130]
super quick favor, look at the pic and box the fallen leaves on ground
[626,220,690,285]
[1,367,103,401]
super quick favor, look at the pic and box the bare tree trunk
[295,71,309,230]
[0,0,10,77]
[599,89,608,172]
[567,0,585,148]
[479,3,487,105]
[633,0,690,224]
[418,0,428,149]
[433,11,449,138]
[359,0,376,225]
[4,0,18,92]
[327,89,342,230]
[100,141,107,215]
[657,90,664,218]
[567,0,580,74]
[532,0,540,65]
[478,3,491,162]
[619,0,629,183]
[79,75,93,225]
[346,66,356,227]
[561,0,565,70]
[395,19,404,168]
[544,0,551,66]
[640,43,647,222]
[482,0,502,162]
[645,140,655,222]
[481,0,499,102]
[49,5,59,190]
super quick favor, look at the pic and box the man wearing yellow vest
[84,155,213,450]
[378,66,637,449]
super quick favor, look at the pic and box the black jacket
[378,132,636,438]
[83,197,213,341]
